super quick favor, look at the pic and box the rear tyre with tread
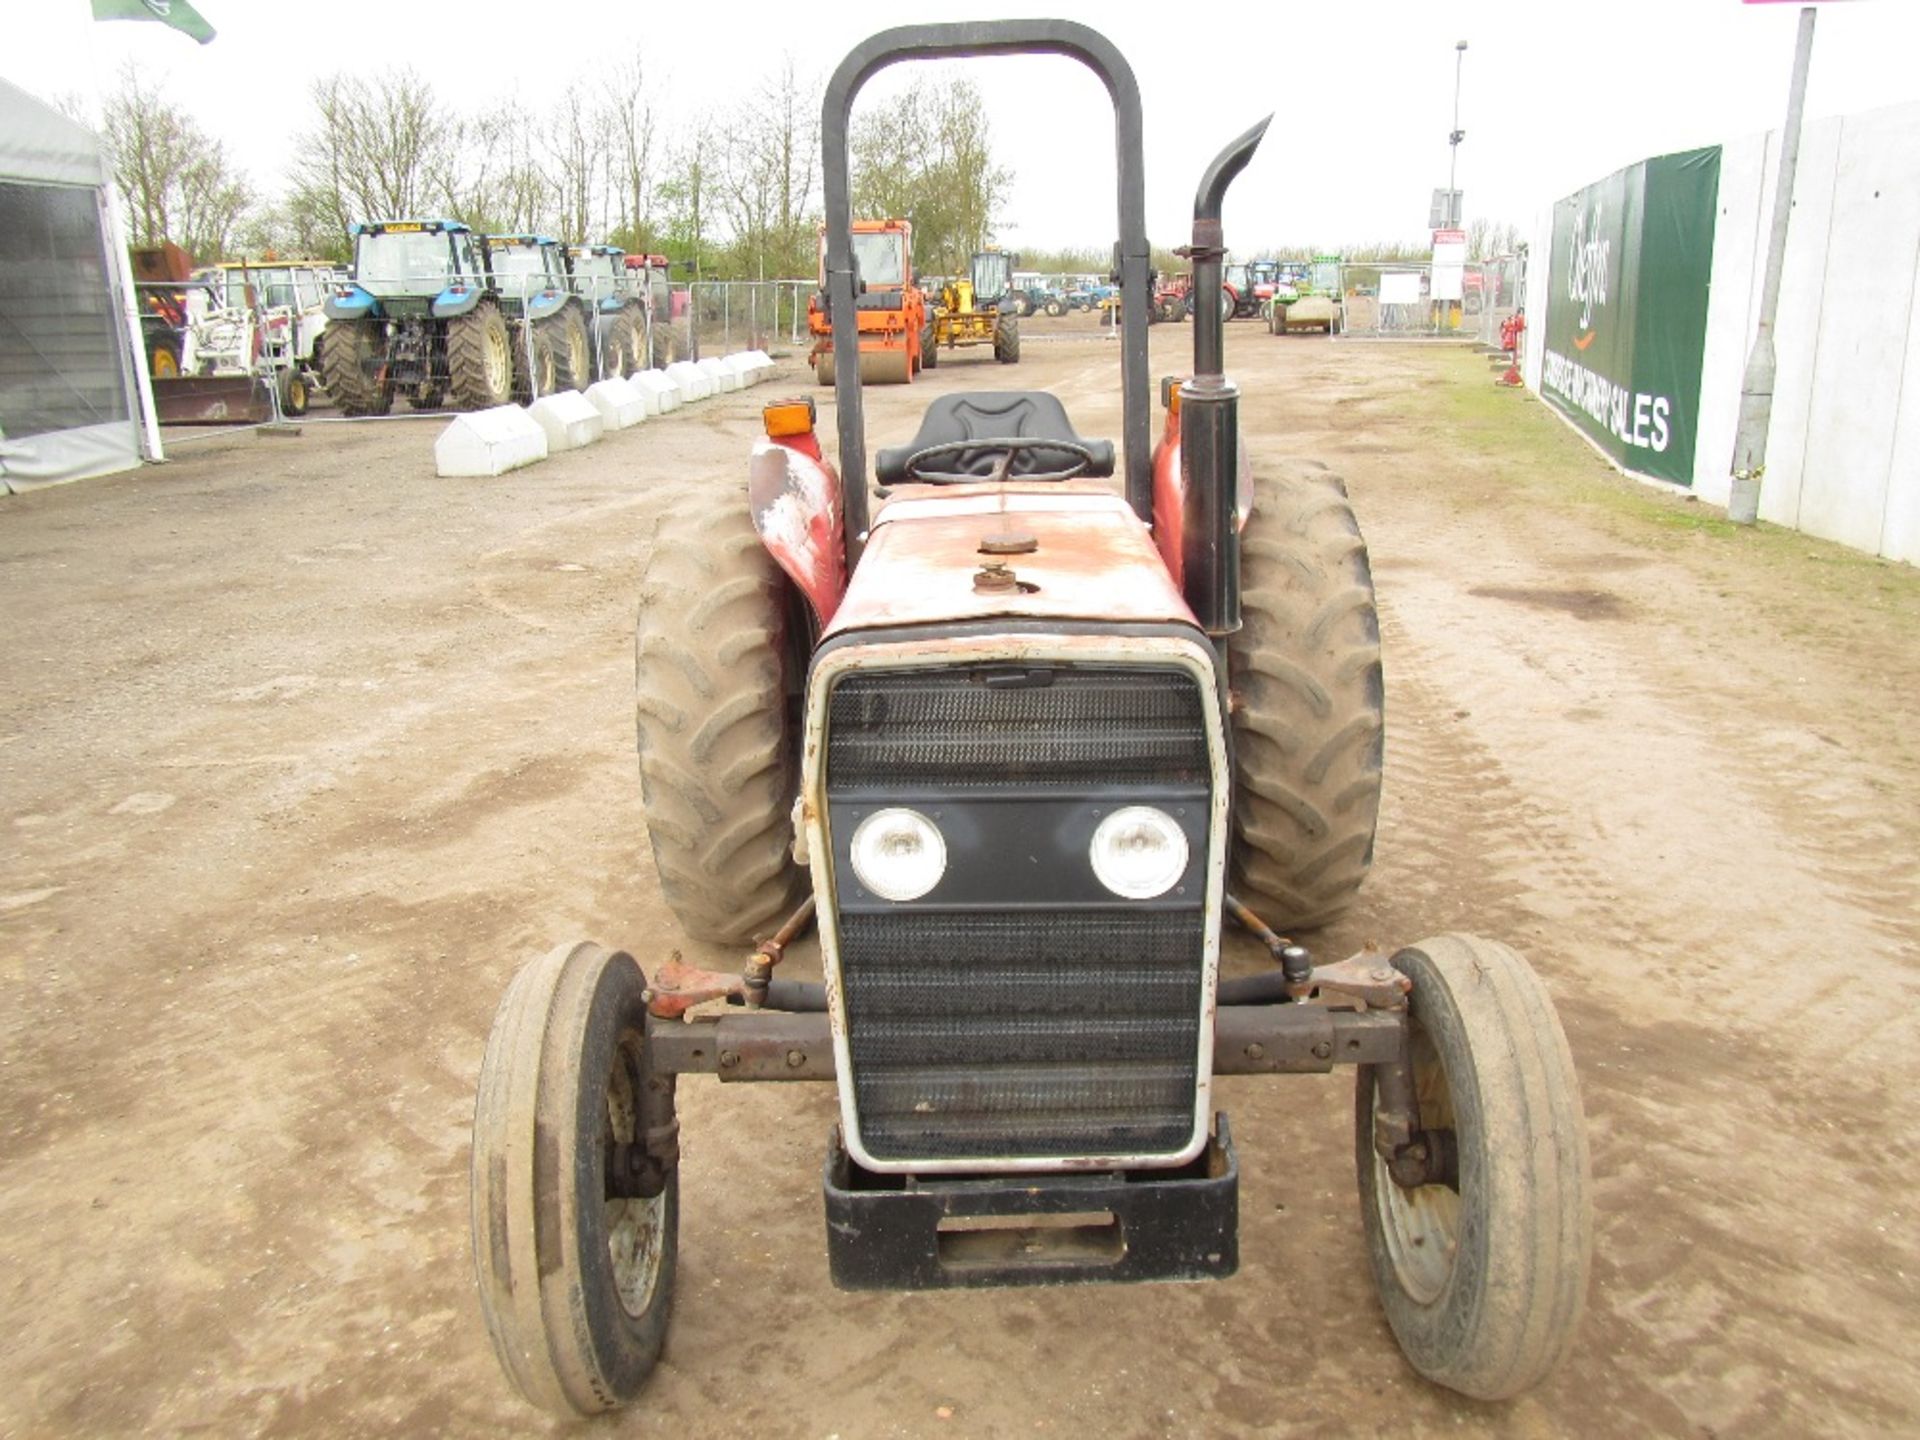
[1228,464,1384,928]
[512,321,560,404]
[1356,934,1592,1399]
[318,319,391,416]
[602,312,640,378]
[553,308,593,390]
[448,303,513,410]
[472,941,677,1417]
[635,501,805,943]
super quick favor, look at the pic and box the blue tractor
[319,219,512,415]
[480,234,593,400]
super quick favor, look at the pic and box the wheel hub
[604,1034,666,1319]
[1371,1028,1461,1305]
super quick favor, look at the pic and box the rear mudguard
[748,436,847,625]
[525,291,568,323]
[323,285,378,322]
[430,287,483,320]
[1151,401,1254,589]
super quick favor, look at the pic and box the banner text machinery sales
[1541,349,1673,454]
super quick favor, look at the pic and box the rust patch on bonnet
[826,492,1193,637]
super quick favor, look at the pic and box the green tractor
[480,234,594,400]
[1270,254,1346,335]
[318,219,514,415]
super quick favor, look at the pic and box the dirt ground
[3,325,1917,1439]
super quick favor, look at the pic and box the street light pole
[1728,5,1817,526]
[1448,40,1468,223]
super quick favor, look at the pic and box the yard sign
[1541,146,1721,484]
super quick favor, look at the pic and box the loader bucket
[150,375,274,426]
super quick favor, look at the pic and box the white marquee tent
[0,77,159,494]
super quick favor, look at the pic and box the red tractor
[468,19,1594,1420]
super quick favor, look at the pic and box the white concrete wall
[1532,100,1920,566]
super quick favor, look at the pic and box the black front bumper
[823,1115,1238,1290]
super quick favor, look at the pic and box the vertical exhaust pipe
[1179,116,1270,637]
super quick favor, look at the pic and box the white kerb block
[435,405,548,477]
[527,391,605,451]
[632,369,679,415]
[726,351,775,386]
[664,361,713,401]
[585,377,647,430]
[698,356,742,392]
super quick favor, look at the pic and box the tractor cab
[969,248,1013,309]
[338,220,480,307]
[568,244,628,312]
[480,234,570,305]
[807,219,925,384]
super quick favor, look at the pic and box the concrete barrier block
[727,350,775,386]
[664,361,713,401]
[434,404,548,477]
[527,390,605,452]
[585,377,647,431]
[698,356,742,392]
[632,370,680,415]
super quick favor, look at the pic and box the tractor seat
[873,391,1115,484]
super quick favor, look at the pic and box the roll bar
[820,21,1152,566]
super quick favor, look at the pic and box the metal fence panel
[1337,259,1524,342]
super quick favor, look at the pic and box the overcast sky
[9,1,1918,255]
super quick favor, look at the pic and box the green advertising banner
[1542,146,1720,484]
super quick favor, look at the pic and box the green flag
[91,0,216,45]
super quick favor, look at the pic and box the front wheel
[1357,934,1593,1400]
[275,367,309,417]
[920,321,938,369]
[472,941,678,1417]
[993,315,1020,363]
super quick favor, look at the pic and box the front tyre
[993,315,1020,364]
[471,942,678,1417]
[275,367,309,417]
[1356,935,1593,1400]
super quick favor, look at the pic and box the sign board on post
[1540,146,1721,485]
[1429,188,1462,229]
[1431,228,1467,303]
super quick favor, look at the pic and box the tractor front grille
[824,663,1214,1167]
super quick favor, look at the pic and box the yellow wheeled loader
[924,249,1021,368]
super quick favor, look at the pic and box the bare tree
[851,75,1009,274]
[658,125,715,280]
[1467,217,1522,260]
[294,69,462,243]
[100,63,254,260]
[600,49,660,252]
[547,82,597,244]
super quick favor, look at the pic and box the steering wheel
[903,435,1097,485]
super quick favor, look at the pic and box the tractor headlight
[849,808,947,902]
[1089,806,1188,900]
